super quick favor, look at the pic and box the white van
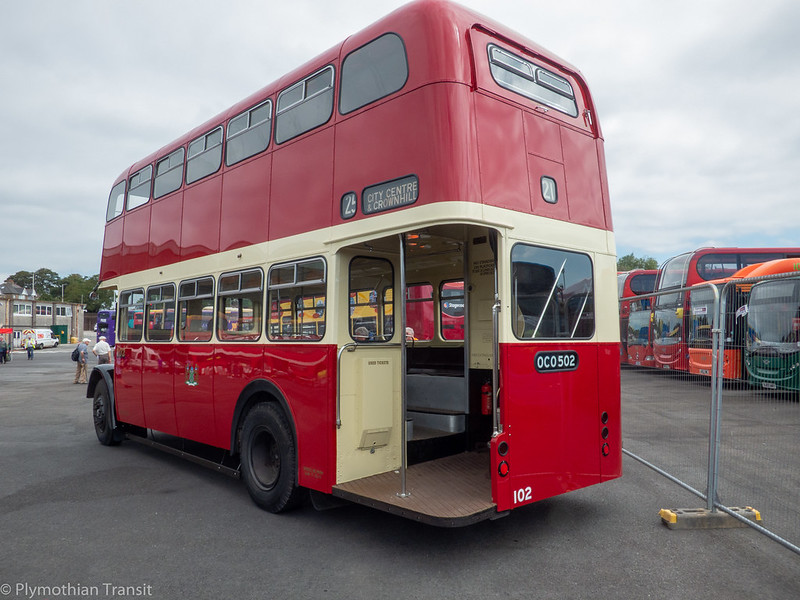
[21,329,60,349]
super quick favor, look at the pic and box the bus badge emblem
[185,364,198,387]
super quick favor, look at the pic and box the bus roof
[116,0,592,183]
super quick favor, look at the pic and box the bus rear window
[487,44,578,117]
[512,244,594,339]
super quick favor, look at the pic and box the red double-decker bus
[617,269,657,366]
[88,0,620,525]
[653,247,800,372]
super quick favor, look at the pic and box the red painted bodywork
[114,342,337,493]
[492,342,621,511]
[101,0,619,512]
[100,0,610,282]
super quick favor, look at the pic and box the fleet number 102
[513,486,532,504]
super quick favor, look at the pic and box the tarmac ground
[0,346,798,600]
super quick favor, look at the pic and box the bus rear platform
[331,452,501,527]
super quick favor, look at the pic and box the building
[0,279,85,347]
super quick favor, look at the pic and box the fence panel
[621,277,800,555]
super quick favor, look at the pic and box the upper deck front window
[658,254,691,291]
[488,45,578,117]
[106,180,126,222]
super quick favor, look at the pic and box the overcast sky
[1,0,799,283]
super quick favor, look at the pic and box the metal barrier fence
[620,274,800,556]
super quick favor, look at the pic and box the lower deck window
[119,289,144,342]
[178,277,214,342]
[349,257,394,342]
[217,269,263,341]
[146,284,176,342]
[268,258,327,341]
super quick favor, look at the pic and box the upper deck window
[154,148,185,199]
[275,66,334,144]
[226,100,272,166]
[186,126,223,184]
[630,273,657,295]
[696,253,783,281]
[106,180,126,221]
[127,166,152,211]
[487,45,578,117]
[339,33,408,115]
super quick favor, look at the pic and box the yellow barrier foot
[659,506,761,530]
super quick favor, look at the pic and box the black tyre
[240,403,303,513]
[93,380,120,446]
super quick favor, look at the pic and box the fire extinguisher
[481,381,492,415]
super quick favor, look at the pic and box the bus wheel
[240,403,302,513]
[93,380,120,446]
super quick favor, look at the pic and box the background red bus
[618,269,657,366]
[653,248,800,372]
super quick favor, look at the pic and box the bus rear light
[601,443,610,457]
[498,461,509,477]
[498,441,509,456]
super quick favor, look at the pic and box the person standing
[93,336,111,364]
[74,338,90,384]
[24,335,35,360]
[0,338,6,364]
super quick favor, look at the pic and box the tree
[4,269,114,311]
[7,270,33,289]
[617,253,658,271]
[34,268,61,300]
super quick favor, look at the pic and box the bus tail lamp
[498,461,509,477]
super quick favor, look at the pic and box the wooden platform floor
[332,452,497,526]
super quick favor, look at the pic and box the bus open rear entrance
[331,225,500,526]
[333,453,498,526]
